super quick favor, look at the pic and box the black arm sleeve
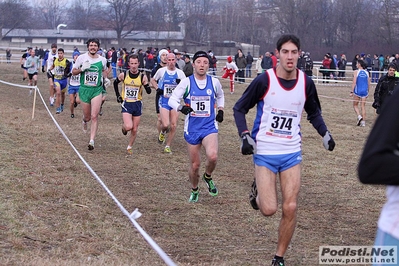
[358,89,399,185]
[113,78,121,98]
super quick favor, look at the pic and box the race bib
[163,84,176,98]
[71,75,80,82]
[265,108,298,139]
[55,66,64,76]
[124,86,139,101]
[84,71,98,87]
[190,95,211,117]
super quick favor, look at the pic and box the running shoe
[82,120,88,133]
[189,190,199,203]
[202,173,218,196]
[122,126,127,135]
[249,179,259,210]
[164,146,172,154]
[49,97,54,106]
[271,258,285,266]
[60,104,64,112]
[71,114,74,118]
[360,120,365,127]
[127,146,133,155]
[356,115,363,126]
[88,140,94,150]
[56,107,61,114]
[158,131,166,144]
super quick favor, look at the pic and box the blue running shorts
[253,151,302,174]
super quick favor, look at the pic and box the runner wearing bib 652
[72,38,108,151]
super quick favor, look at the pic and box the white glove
[80,61,91,72]
[104,78,111,88]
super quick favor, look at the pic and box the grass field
[0,62,384,266]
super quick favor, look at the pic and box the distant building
[0,26,185,51]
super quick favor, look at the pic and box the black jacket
[373,74,399,114]
[359,88,399,185]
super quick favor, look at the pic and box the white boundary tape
[0,79,177,266]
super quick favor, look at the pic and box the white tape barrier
[0,79,177,266]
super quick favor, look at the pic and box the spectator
[256,54,263,76]
[245,51,254,78]
[303,52,313,78]
[182,54,193,77]
[372,63,399,114]
[270,52,277,67]
[371,54,380,83]
[261,52,273,71]
[174,49,185,70]
[235,50,247,83]
[6,48,11,64]
[337,54,347,80]
[352,54,360,70]
[321,54,331,83]
[358,74,399,263]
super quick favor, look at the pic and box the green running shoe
[158,131,166,144]
[189,190,199,202]
[202,174,218,196]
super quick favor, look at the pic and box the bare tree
[372,0,399,48]
[106,0,146,47]
[180,0,213,44]
[37,0,68,29]
[0,0,30,40]
[67,0,103,30]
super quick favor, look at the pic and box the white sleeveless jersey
[47,51,58,73]
[253,68,306,155]
[69,61,81,86]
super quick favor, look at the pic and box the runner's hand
[323,131,335,151]
[241,132,256,155]
[81,61,91,72]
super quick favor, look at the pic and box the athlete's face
[30,50,35,57]
[57,51,64,60]
[129,58,139,73]
[388,67,396,77]
[51,47,57,53]
[88,42,99,55]
[166,54,176,70]
[276,41,300,74]
[160,53,168,64]
[193,57,209,77]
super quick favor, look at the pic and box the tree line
[1,0,398,59]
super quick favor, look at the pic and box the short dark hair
[128,54,139,61]
[276,34,301,51]
[357,59,367,69]
[57,48,64,53]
